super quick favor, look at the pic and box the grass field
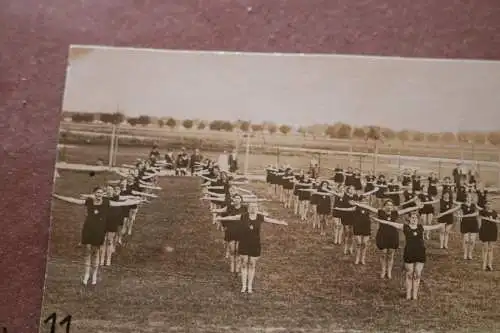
[41,148,500,332]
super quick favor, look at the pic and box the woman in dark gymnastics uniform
[333,166,345,186]
[308,181,320,229]
[295,172,314,221]
[352,199,420,279]
[344,167,355,187]
[386,178,403,208]
[217,202,287,294]
[123,175,142,236]
[352,169,363,194]
[213,194,247,273]
[99,185,126,267]
[375,174,388,208]
[440,176,454,198]
[458,193,479,260]
[475,183,489,210]
[281,168,295,209]
[456,180,468,204]
[292,170,305,216]
[436,191,461,249]
[373,211,444,300]
[412,174,422,193]
[401,169,412,187]
[418,184,440,240]
[265,165,277,195]
[427,172,439,198]
[401,186,418,210]
[479,201,500,271]
[364,171,376,205]
[313,181,334,236]
[331,185,344,244]
[353,195,372,265]
[337,185,359,255]
[53,187,141,286]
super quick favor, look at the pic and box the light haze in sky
[63,46,500,133]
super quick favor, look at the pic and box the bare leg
[463,234,468,260]
[106,232,115,266]
[404,263,414,300]
[444,224,453,249]
[240,255,249,293]
[229,241,237,272]
[83,245,91,285]
[361,236,369,265]
[468,233,476,260]
[412,263,424,300]
[488,243,494,269]
[387,249,395,279]
[337,221,344,244]
[127,208,138,236]
[380,249,387,279]
[355,236,361,264]
[91,246,99,285]
[247,257,258,293]
[439,225,445,249]
[482,242,488,270]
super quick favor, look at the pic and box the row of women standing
[199,164,288,294]
[52,159,162,286]
[265,164,500,300]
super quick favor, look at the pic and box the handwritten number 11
[43,313,72,333]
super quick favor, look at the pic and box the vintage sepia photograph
[41,45,500,332]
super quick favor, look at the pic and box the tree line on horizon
[63,111,500,146]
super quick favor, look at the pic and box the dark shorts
[461,218,479,234]
[376,228,399,250]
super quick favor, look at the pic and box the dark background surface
[1,0,499,332]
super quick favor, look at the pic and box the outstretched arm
[361,187,379,197]
[131,190,158,199]
[263,216,288,226]
[423,223,445,231]
[216,214,242,221]
[351,202,377,213]
[139,183,162,190]
[481,216,500,224]
[110,199,143,207]
[434,205,461,219]
[398,205,420,215]
[372,217,403,230]
[53,194,86,205]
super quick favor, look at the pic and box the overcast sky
[63,46,500,133]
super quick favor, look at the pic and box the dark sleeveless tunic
[238,213,264,257]
[375,210,400,250]
[81,198,110,246]
[403,224,426,263]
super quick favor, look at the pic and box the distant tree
[158,119,165,128]
[336,124,352,139]
[72,113,94,123]
[251,124,263,132]
[100,112,125,125]
[240,121,251,132]
[137,115,151,126]
[279,124,291,135]
[396,130,410,145]
[487,131,500,146]
[441,132,456,143]
[221,121,234,132]
[412,132,425,142]
[182,119,194,129]
[380,127,396,140]
[209,120,223,131]
[166,118,177,130]
[325,125,336,138]
[197,121,206,130]
[268,124,277,135]
[366,126,381,141]
[127,117,140,126]
[352,127,366,140]
[426,133,440,143]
